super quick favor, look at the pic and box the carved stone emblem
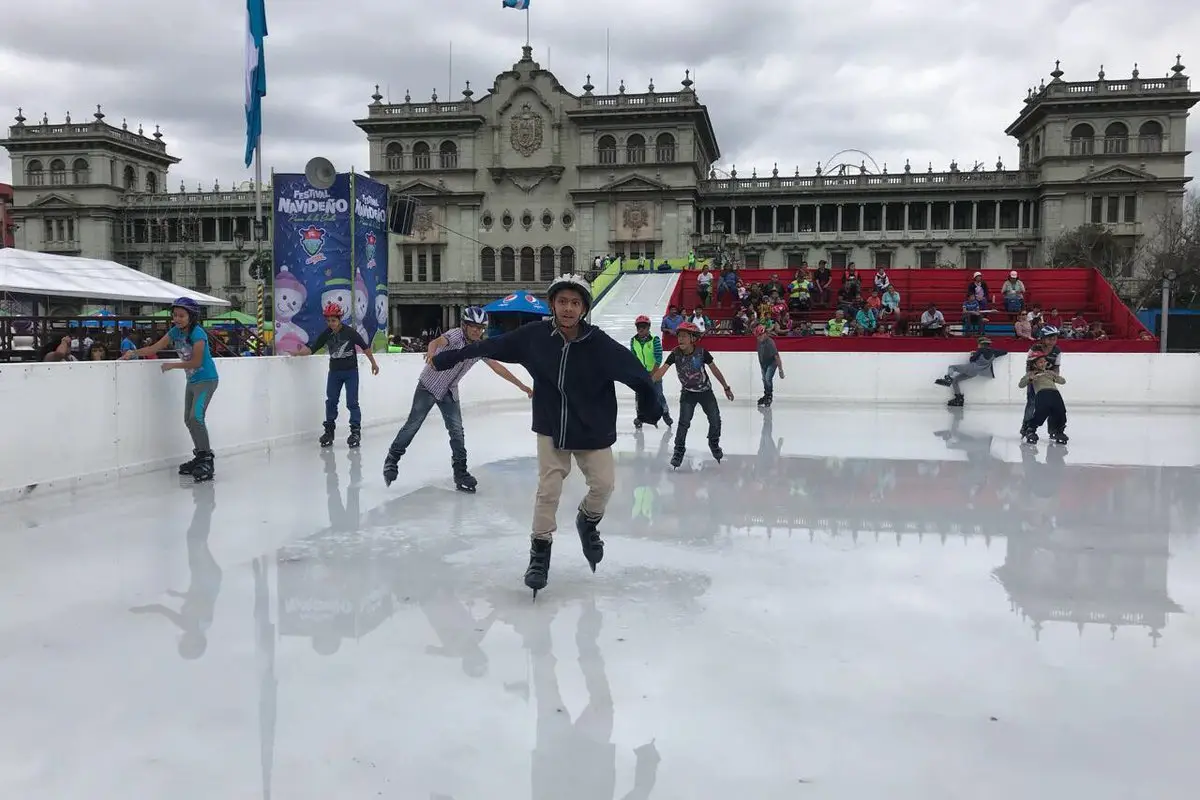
[414,208,434,239]
[623,202,649,233]
[510,104,544,157]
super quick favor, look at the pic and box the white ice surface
[2,403,1200,800]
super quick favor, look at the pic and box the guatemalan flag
[502,0,529,8]
[244,0,268,168]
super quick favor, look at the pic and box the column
[772,205,778,235]
[729,205,735,233]
[858,203,865,231]
[949,201,956,232]
[994,200,1001,232]
[750,206,757,235]
[881,202,888,234]
[836,204,843,233]
[815,204,821,234]
[903,202,909,232]
[925,202,932,231]
[971,201,978,231]
[1018,201,1025,230]
[793,205,799,233]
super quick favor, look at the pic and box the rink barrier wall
[2,351,1197,501]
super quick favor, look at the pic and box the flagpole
[525,6,530,47]
[606,28,610,93]
[254,134,266,350]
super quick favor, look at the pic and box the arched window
[1069,123,1094,155]
[480,247,496,281]
[1033,133,1042,160]
[1103,121,1128,154]
[655,132,676,162]
[1138,120,1164,153]
[72,158,90,184]
[539,246,556,282]
[412,141,431,170]
[626,134,646,163]
[559,245,575,275]
[439,141,458,169]
[25,159,44,186]
[386,142,404,171]
[145,172,158,193]
[123,165,137,191]
[500,246,516,281]
[49,159,66,186]
[520,247,536,282]
[597,135,617,165]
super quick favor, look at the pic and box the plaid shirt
[420,328,481,400]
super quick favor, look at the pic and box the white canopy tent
[0,248,230,307]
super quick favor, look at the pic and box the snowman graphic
[274,268,309,354]
[371,283,389,352]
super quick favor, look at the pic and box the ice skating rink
[2,402,1200,800]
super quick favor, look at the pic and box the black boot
[1050,429,1069,444]
[947,393,965,407]
[934,376,953,387]
[453,463,477,492]
[663,411,674,426]
[670,445,685,469]
[190,450,214,482]
[709,440,723,462]
[525,537,552,597]
[382,451,400,486]
[756,395,768,406]
[575,507,604,571]
[319,422,335,447]
[347,425,361,448]
[178,449,202,475]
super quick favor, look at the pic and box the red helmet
[323,302,343,317]
[676,321,701,336]
[753,324,766,336]
[635,314,651,325]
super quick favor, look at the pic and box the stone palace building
[2,48,1195,332]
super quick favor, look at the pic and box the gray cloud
[1,0,1197,186]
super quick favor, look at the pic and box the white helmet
[462,306,488,326]
[547,274,593,309]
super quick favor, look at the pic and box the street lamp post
[737,230,749,267]
[1161,270,1177,353]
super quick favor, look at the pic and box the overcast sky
[1,0,1197,188]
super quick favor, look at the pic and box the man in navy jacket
[430,274,662,596]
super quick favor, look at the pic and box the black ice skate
[525,537,552,597]
[947,393,965,407]
[575,507,604,571]
[670,447,685,469]
[756,395,768,406]
[190,450,214,483]
[319,422,335,447]
[454,469,478,492]
[663,412,674,426]
[634,417,643,429]
[1049,430,1069,444]
[178,449,202,475]
[382,452,399,486]
[761,396,772,407]
[709,441,723,462]
[346,425,361,448]
[1023,431,1039,445]
[934,376,953,387]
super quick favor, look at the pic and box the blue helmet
[462,306,488,326]
[172,297,201,316]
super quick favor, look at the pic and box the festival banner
[350,173,390,352]
[271,173,353,355]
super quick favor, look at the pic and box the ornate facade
[1,50,1195,329]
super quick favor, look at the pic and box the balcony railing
[699,169,1037,194]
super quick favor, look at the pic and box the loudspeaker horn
[304,156,337,190]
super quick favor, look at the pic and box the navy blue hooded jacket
[430,318,662,450]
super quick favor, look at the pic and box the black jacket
[431,319,662,450]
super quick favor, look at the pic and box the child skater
[1021,325,1061,437]
[296,302,380,449]
[383,306,532,491]
[754,324,784,407]
[652,321,735,468]
[120,297,219,482]
[934,336,1007,407]
[1018,349,1068,444]
[630,314,673,428]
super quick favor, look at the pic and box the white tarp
[0,248,230,307]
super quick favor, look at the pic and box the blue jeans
[761,363,777,397]
[387,386,468,473]
[325,369,361,426]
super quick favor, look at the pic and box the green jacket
[630,334,663,372]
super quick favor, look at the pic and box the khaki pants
[532,434,616,540]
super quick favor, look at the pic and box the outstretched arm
[121,333,172,360]
[296,329,330,356]
[431,326,527,370]
[485,359,533,397]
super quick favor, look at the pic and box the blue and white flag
[244,0,268,168]
[502,0,529,9]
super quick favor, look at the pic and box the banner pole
[254,135,266,353]
[349,170,357,331]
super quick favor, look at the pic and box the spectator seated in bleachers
[920,303,948,337]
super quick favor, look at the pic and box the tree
[1047,192,1200,310]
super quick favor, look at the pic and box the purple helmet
[172,297,202,316]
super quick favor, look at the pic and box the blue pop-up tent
[483,291,550,316]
